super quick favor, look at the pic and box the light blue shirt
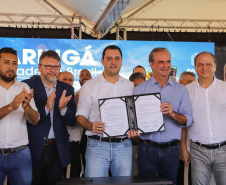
[134,76,192,142]
[42,81,67,139]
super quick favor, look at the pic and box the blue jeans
[191,141,226,185]
[85,137,132,177]
[0,146,32,185]
[137,141,180,184]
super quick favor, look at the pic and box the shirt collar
[148,76,174,87]
[196,76,216,88]
[98,72,124,83]
[41,79,57,90]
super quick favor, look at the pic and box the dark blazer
[23,77,76,168]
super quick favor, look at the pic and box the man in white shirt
[177,71,196,185]
[59,71,82,177]
[75,69,92,176]
[183,51,226,185]
[0,47,39,185]
[76,45,138,177]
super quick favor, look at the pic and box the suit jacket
[23,77,76,168]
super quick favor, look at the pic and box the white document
[99,93,164,137]
[134,94,164,133]
[99,98,129,137]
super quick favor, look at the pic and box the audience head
[38,50,61,85]
[101,45,122,77]
[179,71,196,86]
[59,71,74,86]
[133,65,146,77]
[129,72,145,87]
[0,47,18,83]
[79,69,92,86]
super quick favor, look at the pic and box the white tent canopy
[0,0,226,39]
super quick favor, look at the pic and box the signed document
[99,93,164,137]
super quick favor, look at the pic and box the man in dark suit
[23,50,76,185]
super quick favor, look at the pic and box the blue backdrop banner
[0,38,214,91]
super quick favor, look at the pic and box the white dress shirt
[76,73,135,136]
[0,80,38,148]
[186,78,226,144]
[67,91,83,142]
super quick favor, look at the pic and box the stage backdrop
[0,38,214,91]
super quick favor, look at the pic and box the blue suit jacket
[23,77,76,168]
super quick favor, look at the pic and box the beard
[42,73,58,83]
[79,78,89,86]
[0,71,16,82]
[45,75,57,83]
[79,80,83,87]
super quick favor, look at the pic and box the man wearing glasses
[24,50,76,185]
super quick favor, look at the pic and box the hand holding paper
[91,121,105,134]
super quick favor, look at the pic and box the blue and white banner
[0,38,214,91]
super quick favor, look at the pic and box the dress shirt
[42,81,66,139]
[67,92,83,142]
[134,76,192,142]
[0,80,38,148]
[186,78,226,144]
[76,73,135,136]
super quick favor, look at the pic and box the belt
[0,145,27,155]
[194,141,226,150]
[140,138,179,148]
[45,139,56,145]
[88,135,128,143]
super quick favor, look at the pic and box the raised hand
[46,89,56,112]
[9,88,27,111]
[22,88,34,110]
[59,90,72,111]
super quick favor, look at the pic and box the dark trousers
[32,144,63,185]
[80,130,87,175]
[137,141,180,184]
[63,141,81,178]
[176,159,192,185]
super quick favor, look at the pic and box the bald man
[59,71,74,86]
[59,71,82,178]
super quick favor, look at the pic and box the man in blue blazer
[23,50,76,185]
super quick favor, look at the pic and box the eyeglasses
[40,64,61,70]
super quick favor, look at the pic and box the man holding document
[76,45,139,177]
[134,47,192,184]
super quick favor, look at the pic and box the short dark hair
[194,51,216,67]
[179,71,196,80]
[129,72,146,82]
[39,50,61,64]
[0,47,17,58]
[102,45,122,59]
[149,47,170,64]
[133,65,146,73]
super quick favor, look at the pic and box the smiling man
[0,47,39,185]
[182,52,226,185]
[76,45,138,177]
[23,50,76,185]
[134,48,192,184]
